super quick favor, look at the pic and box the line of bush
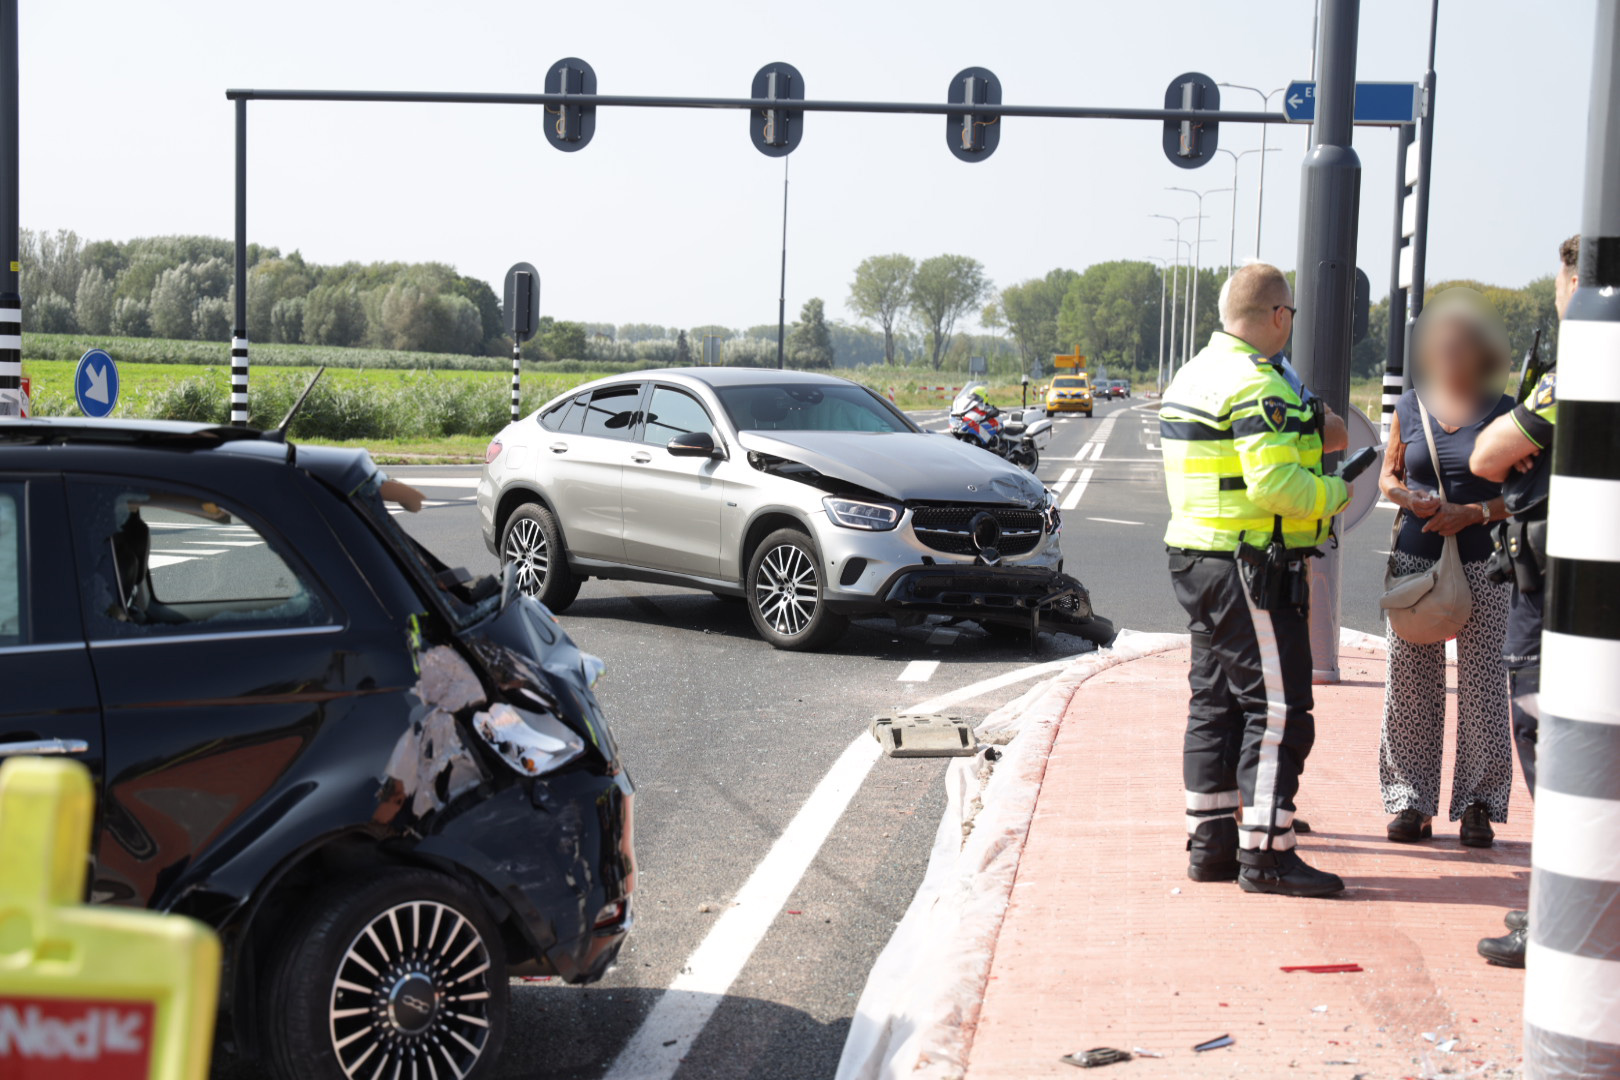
[22,332,523,372]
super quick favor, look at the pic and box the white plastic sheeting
[835,631,1189,1080]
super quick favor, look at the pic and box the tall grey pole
[1382,122,1416,441]
[1151,214,1190,377]
[231,98,249,426]
[1142,256,1169,392]
[1255,118,1270,258]
[0,0,20,419]
[1291,0,1362,685]
[1169,188,1230,366]
[1523,2,1620,1074]
[1402,0,1440,380]
[776,156,789,370]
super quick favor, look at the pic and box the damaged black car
[0,417,635,1080]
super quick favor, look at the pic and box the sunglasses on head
[1274,304,1297,317]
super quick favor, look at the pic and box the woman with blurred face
[1377,290,1515,849]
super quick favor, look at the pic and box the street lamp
[1149,213,1202,378]
[1140,255,1170,393]
[1215,146,1280,277]
[1218,83,1285,258]
[1163,235,1214,376]
[1166,186,1232,367]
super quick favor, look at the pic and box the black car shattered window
[65,480,327,640]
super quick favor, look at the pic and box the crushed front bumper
[828,564,1114,643]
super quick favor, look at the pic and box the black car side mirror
[667,432,720,458]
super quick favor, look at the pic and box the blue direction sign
[74,348,119,418]
[1282,80,1420,125]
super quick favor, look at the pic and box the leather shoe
[1478,927,1526,968]
[1460,804,1495,848]
[1387,809,1432,843]
[1238,849,1345,898]
[1504,908,1528,932]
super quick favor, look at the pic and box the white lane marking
[1052,467,1077,490]
[1059,468,1094,510]
[396,476,482,489]
[147,555,193,569]
[153,548,225,556]
[1086,517,1142,526]
[925,628,959,646]
[190,540,264,547]
[898,660,940,682]
[604,653,1089,1080]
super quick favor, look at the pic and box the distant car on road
[481,368,1110,650]
[1044,374,1094,416]
[0,418,635,1080]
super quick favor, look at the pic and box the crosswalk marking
[898,660,939,682]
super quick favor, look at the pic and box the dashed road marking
[1086,517,1142,526]
[1059,468,1094,510]
[898,659,940,682]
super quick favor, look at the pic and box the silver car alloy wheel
[328,900,494,1080]
[504,517,548,597]
[755,543,819,636]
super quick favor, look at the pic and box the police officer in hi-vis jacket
[1159,262,1353,898]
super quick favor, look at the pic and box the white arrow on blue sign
[74,348,119,418]
[1282,80,1420,125]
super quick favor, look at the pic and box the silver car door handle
[630,452,652,464]
[549,442,569,454]
[0,738,90,757]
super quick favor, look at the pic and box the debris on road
[1060,1048,1133,1068]
[1193,1035,1234,1052]
[1130,1047,1165,1059]
[871,713,979,757]
[1281,963,1364,974]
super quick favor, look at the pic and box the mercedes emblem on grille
[969,511,1002,551]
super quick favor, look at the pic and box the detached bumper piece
[871,713,978,758]
[882,567,1114,647]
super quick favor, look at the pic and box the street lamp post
[1166,186,1231,367]
[1219,84,1285,258]
[1150,214,1201,378]
[1215,147,1280,277]
[1140,255,1169,392]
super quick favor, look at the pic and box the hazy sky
[19,0,1595,332]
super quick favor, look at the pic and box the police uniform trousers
[1170,551,1316,861]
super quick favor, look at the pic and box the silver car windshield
[715,384,917,433]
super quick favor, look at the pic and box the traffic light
[544,57,597,153]
[947,67,1001,163]
[750,62,805,157]
[1162,72,1219,169]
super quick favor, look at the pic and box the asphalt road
[215,397,1395,1080]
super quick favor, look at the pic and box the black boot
[1187,815,1239,883]
[1460,804,1496,849]
[1478,927,1526,968]
[1504,908,1528,931]
[1237,848,1345,897]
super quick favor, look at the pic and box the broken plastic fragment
[418,645,487,713]
[1281,963,1364,973]
[1436,1038,1459,1053]
[472,702,585,776]
[1312,1005,1329,1014]
[1130,1048,1165,1059]
[1059,1048,1132,1068]
[1193,1035,1233,1053]
[382,704,486,818]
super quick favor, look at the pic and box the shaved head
[1219,263,1292,327]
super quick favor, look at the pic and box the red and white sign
[0,996,154,1080]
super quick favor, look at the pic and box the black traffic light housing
[545,58,597,152]
[750,62,805,157]
[947,67,1001,163]
[1162,72,1220,168]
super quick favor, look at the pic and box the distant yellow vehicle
[1045,374,1094,416]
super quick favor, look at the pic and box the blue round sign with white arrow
[74,348,119,418]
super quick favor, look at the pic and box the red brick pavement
[966,641,1531,1079]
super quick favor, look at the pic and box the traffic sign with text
[1282,80,1420,125]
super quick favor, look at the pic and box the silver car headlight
[1044,489,1062,535]
[822,497,901,531]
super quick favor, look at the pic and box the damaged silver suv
[479,368,1110,650]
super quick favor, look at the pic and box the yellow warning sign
[0,758,220,1080]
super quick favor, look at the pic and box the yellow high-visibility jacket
[1160,331,1349,551]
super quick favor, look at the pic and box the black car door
[63,468,362,908]
[0,474,104,787]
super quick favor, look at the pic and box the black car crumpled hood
[735,430,1047,507]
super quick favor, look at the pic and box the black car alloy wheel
[329,900,495,1079]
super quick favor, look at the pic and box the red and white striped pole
[1522,2,1620,1074]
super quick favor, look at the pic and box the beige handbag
[1380,395,1474,644]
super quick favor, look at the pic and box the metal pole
[1523,1,1620,1072]
[1402,0,1440,380]
[1169,188,1230,366]
[1151,214,1190,376]
[1154,260,1168,393]
[1255,119,1270,257]
[776,156,788,370]
[1227,173,1239,278]
[0,0,20,419]
[231,99,249,426]
[1382,122,1415,441]
[1292,0,1362,685]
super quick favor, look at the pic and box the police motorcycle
[947,382,1053,473]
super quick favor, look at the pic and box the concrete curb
[834,630,1191,1080]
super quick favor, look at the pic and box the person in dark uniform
[1467,234,1578,967]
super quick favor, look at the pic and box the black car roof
[0,417,378,492]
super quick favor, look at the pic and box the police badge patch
[1261,397,1289,431]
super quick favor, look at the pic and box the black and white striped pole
[0,0,20,420]
[1380,119,1416,440]
[503,262,539,422]
[231,97,249,426]
[1523,2,1620,1075]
